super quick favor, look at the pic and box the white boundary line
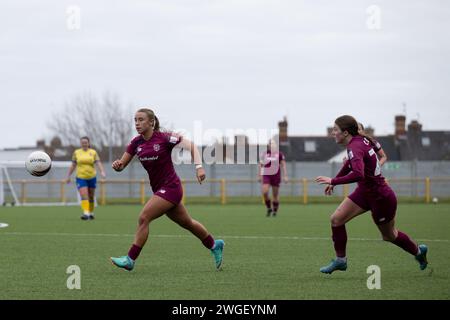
[0,231,448,242]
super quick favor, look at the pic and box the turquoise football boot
[415,244,428,270]
[210,239,225,270]
[111,255,135,271]
[320,259,347,274]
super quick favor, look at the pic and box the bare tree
[47,92,133,152]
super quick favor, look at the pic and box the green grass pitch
[0,203,449,300]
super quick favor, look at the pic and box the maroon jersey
[331,135,385,190]
[260,151,285,177]
[126,131,182,192]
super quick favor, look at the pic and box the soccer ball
[25,151,52,177]
[432,197,439,204]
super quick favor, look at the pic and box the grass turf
[0,203,449,300]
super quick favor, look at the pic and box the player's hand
[65,177,71,184]
[343,156,348,162]
[196,167,206,184]
[100,171,106,179]
[112,160,124,172]
[257,176,261,183]
[324,185,334,196]
[315,176,332,185]
[283,177,289,184]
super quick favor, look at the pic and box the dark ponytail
[154,116,160,132]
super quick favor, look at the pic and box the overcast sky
[1,0,449,149]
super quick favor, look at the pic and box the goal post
[0,161,80,207]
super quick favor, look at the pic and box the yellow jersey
[72,148,99,179]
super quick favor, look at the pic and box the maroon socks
[128,244,142,261]
[330,225,418,260]
[273,201,279,212]
[128,234,217,261]
[202,234,215,250]
[332,225,347,258]
[264,199,271,210]
[392,231,419,256]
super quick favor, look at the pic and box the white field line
[0,231,448,243]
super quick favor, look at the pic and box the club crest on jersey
[169,136,178,144]
[137,147,142,154]
[153,144,160,152]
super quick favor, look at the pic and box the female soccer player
[66,137,106,220]
[315,115,428,274]
[258,139,288,217]
[110,108,224,271]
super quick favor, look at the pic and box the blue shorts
[76,177,97,189]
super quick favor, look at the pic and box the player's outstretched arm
[65,162,76,184]
[281,159,289,183]
[95,156,107,178]
[257,164,262,182]
[112,152,133,172]
[178,138,206,184]
[377,148,388,166]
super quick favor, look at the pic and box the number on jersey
[368,148,381,176]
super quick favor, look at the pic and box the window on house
[422,137,431,147]
[304,141,317,153]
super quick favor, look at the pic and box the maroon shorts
[262,175,281,187]
[348,185,397,225]
[154,183,183,205]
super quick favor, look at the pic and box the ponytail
[154,116,160,132]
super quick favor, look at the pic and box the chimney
[278,117,288,144]
[408,120,422,133]
[395,115,406,138]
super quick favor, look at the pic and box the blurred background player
[66,136,106,220]
[258,139,288,217]
[315,115,428,274]
[110,108,224,271]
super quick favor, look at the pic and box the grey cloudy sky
[1,0,449,149]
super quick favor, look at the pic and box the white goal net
[0,161,81,206]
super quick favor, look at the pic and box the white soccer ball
[25,151,52,177]
[432,197,439,204]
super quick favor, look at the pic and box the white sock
[336,256,347,263]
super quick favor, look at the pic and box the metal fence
[3,160,450,205]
